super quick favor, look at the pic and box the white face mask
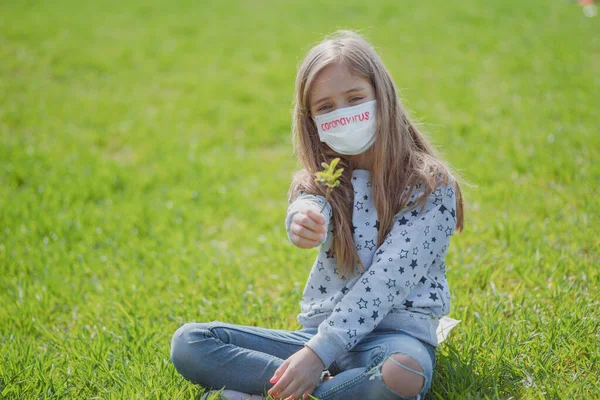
[313,100,377,155]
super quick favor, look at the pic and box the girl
[170,30,464,400]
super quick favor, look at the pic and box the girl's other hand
[289,206,327,249]
[268,346,325,399]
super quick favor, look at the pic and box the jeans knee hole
[381,353,426,398]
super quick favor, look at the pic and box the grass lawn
[1,0,599,398]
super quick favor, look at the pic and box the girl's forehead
[310,63,371,101]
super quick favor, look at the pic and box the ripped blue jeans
[170,320,436,399]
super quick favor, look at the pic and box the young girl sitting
[170,30,464,400]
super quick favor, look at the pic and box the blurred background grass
[1,0,599,398]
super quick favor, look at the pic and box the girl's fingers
[268,371,294,398]
[289,234,320,249]
[270,361,288,384]
[290,387,307,400]
[305,208,326,227]
[290,223,324,242]
[278,381,302,400]
[292,212,325,234]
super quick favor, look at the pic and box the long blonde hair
[288,30,464,279]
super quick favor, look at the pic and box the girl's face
[309,63,375,117]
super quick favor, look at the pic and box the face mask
[313,100,377,155]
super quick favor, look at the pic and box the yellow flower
[314,158,343,189]
[314,158,343,211]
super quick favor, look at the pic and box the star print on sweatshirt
[285,169,457,368]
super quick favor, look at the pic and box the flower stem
[320,189,331,213]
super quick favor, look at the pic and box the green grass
[1,0,599,398]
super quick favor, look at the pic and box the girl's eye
[317,104,332,112]
[350,96,364,102]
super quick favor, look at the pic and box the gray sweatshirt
[285,169,457,368]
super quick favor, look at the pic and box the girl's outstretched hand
[289,206,327,249]
[268,346,325,400]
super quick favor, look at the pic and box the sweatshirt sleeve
[285,191,333,247]
[304,182,458,368]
